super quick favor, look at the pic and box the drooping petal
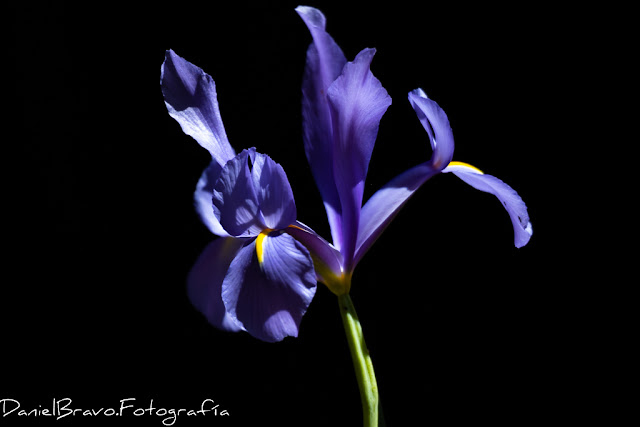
[327,48,392,268]
[187,237,246,332]
[250,152,297,230]
[194,159,229,237]
[212,150,264,237]
[161,50,236,167]
[355,163,440,265]
[285,221,344,289]
[408,89,454,170]
[442,162,533,248]
[296,5,348,250]
[221,233,316,342]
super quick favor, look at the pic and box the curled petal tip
[515,221,533,248]
[408,87,428,99]
[295,5,326,28]
[359,47,377,59]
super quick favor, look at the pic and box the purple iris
[161,50,317,342]
[296,6,532,294]
[161,6,532,342]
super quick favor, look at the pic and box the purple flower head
[296,7,532,294]
[161,50,317,342]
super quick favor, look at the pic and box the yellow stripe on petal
[255,229,273,266]
[447,161,484,174]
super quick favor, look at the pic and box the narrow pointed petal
[327,48,392,268]
[194,159,229,236]
[187,237,245,332]
[442,163,533,248]
[212,150,264,237]
[296,6,347,250]
[296,6,347,91]
[161,49,236,167]
[408,89,454,170]
[221,234,316,342]
[355,163,439,265]
[250,153,297,230]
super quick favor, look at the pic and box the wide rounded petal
[327,48,392,269]
[408,89,454,170]
[250,153,297,230]
[212,150,264,237]
[221,234,317,342]
[296,5,348,250]
[161,50,236,167]
[187,237,246,332]
[443,163,533,248]
[194,159,228,236]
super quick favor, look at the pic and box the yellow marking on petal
[448,161,484,174]
[255,228,273,266]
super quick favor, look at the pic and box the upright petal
[355,163,439,265]
[296,6,348,250]
[296,6,347,90]
[194,159,229,236]
[221,233,316,342]
[327,48,392,268]
[442,162,533,248]
[212,150,264,237]
[187,237,246,332]
[250,153,297,230]
[161,49,236,167]
[408,89,454,170]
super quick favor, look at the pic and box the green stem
[338,293,379,427]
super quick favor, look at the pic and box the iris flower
[162,7,532,426]
[296,6,532,296]
[160,50,319,342]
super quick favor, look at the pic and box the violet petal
[443,164,533,248]
[221,234,316,342]
[212,150,264,237]
[296,6,348,250]
[408,89,454,170]
[327,48,391,268]
[161,49,236,167]
[187,237,246,332]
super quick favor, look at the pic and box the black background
[7,1,576,426]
